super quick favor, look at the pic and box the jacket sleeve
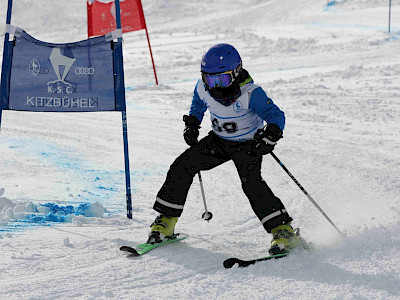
[249,87,285,131]
[188,80,208,123]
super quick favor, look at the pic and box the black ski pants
[154,132,292,232]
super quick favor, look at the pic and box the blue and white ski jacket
[189,78,285,142]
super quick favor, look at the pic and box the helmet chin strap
[206,68,249,106]
[208,81,241,106]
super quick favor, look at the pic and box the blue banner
[5,31,124,112]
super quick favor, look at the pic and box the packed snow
[0,0,400,299]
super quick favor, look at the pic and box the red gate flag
[87,0,159,85]
[87,0,145,37]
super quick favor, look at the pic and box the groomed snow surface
[1,0,400,299]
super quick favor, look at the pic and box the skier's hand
[183,115,200,146]
[253,123,283,155]
[255,142,275,155]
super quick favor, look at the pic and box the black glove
[253,123,283,154]
[183,115,200,146]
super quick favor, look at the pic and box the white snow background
[0,0,400,299]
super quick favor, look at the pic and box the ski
[120,233,189,256]
[223,252,289,268]
[224,228,313,268]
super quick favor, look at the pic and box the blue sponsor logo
[233,100,243,113]
[29,59,40,76]
[29,59,49,76]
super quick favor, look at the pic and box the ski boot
[147,215,178,244]
[269,223,300,255]
[294,228,314,251]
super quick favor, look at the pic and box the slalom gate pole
[198,172,213,221]
[122,111,132,219]
[138,0,158,85]
[115,0,132,219]
[144,27,158,85]
[0,0,14,131]
[270,152,346,237]
[389,0,392,33]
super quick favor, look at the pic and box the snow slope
[0,0,400,299]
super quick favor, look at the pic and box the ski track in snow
[1,0,400,299]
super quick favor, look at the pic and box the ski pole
[270,152,346,237]
[198,172,213,221]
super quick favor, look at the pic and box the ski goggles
[202,70,235,89]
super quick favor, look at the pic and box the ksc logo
[47,48,77,94]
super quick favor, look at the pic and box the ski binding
[120,233,189,256]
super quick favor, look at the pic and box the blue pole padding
[114,0,132,219]
[0,0,13,131]
[122,111,132,219]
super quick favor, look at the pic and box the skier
[148,43,299,255]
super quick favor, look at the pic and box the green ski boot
[269,223,300,255]
[148,215,178,244]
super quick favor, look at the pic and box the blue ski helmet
[200,44,243,104]
[201,43,242,74]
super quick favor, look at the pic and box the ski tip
[120,245,140,256]
[223,258,239,269]
[223,257,257,268]
[223,253,289,269]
